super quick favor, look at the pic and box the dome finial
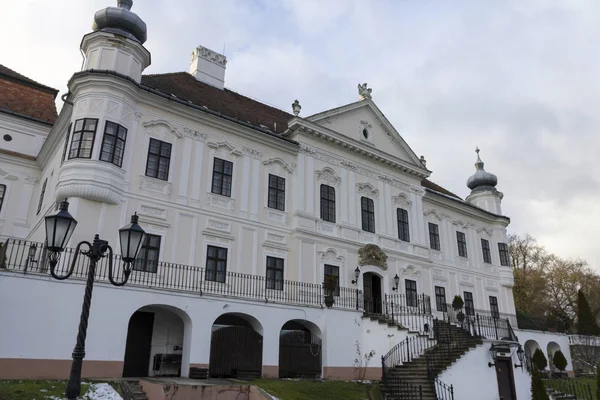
[117,0,133,10]
[466,146,497,191]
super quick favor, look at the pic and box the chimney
[189,45,227,90]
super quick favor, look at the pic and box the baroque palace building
[0,2,577,399]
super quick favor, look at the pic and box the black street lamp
[391,274,400,291]
[515,346,525,370]
[351,267,361,310]
[45,200,145,400]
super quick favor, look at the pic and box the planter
[457,311,465,322]
[324,295,335,308]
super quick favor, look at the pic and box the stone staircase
[381,321,482,400]
[121,381,149,400]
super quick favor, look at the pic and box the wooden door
[495,359,516,400]
[123,311,154,377]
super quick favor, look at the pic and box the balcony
[0,238,361,311]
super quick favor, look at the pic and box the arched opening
[524,339,541,358]
[123,305,189,378]
[209,313,263,379]
[279,320,322,378]
[363,272,383,314]
[547,341,562,372]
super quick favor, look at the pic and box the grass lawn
[576,378,597,397]
[253,379,380,400]
[0,380,114,400]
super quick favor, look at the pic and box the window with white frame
[205,245,227,283]
[100,121,127,167]
[267,174,285,211]
[266,256,284,290]
[320,184,336,223]
[0,184,5,213]
[429,223,440,250]
[456,231,468,257]
[397,208,410,242]
[145,139,171,181]
[69,118,98,159]
[324,264,340,296]
[481,239,492,264]
[135,234,161,273]
[361,197,375,233]
[211,157,233,197]
[498,243,510,266]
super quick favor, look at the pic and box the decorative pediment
[477,227,493,237]
[358,244,387,270]
[262,157,296,173]
[453,219,467,228]
[356,182,379,198]
[318,247,345,263]
[432,268,447,282]
[207,141,242,156]
[144,119,183,139]
[0,168,19,181]
[424,209,442,221]
[400,265,421,278]
[315,167,341,187]
[392,192,412,207]
[459,274,475,287]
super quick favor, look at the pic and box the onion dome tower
[465,148,504,215]
[80,0,151,82]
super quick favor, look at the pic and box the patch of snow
[47,383,122,400]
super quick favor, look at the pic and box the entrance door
[495,359,517,400]
[123,311,155,377]
[363,273,382,314]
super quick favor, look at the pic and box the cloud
[1,0,598,269]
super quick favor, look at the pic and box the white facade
[0,2,578,399]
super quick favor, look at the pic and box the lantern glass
[354,267,360,279]
[517,346,525,363]
[394,274,400,287]
[119,213,146,263]
[45,201,78,252]
[28,244,37,259]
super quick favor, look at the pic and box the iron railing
[0,238,363,310]
[384,293,434,335]
[543,378,594,400]
[382,334,437,376]
[382,380,423,399]
[442,305,517,341]
[434,379,454,400]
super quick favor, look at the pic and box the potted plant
[323,275,338,308]
[452,295,465,322]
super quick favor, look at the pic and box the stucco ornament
[358,244,388,270]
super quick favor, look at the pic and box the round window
[3,134,12,142]
[362,128,369,139]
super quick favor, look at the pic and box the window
[428,223,440,250]
[320,184,336,223]
[266,256,284,290]
[211,157,233,197]
[324,264,340,296]
[435,286,447,312]
[205,245,227,283]
[489,296,499,319]
[100,121,127,167]
[481,239,492,264]
[361,197,375,233]
[36,178,47,215]
[464,291,474,316]
[457,231,468,257]
[268,174,285,211]
[61,123,72,164]
[498,243,510,266]
[69,118,98,159]
[145,139,172,181]
[405,279,418,307]
[0,184,5,213]
[397,208,410,242]
[135,234,161,273]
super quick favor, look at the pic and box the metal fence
[0,238,362,310]
[543,378,594,400]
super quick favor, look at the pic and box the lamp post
[515,346,525,370]
[351,267,361,310]
[391,274,400,291]
[44,200,145,400]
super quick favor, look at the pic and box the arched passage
[279,320,322,378]
[524,339,541,358]
[547,341,562,372]
[123,305,190,378]
[209,313,263,379]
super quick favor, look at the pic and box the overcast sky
[1,0,599,269]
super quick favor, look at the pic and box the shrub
[552,350,567,372]
[531,369,550,400]
[532,348,548,372]
[451,295,464,311]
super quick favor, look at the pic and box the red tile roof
[0,64,59,124]
[141,72,292,134]
[140,72,462,200]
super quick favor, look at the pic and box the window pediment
[207,141,242,156]
[356,182,379,198]
[143,119,183,139]
[315,167,341,187]
[262,157,296,173]
[392,192,412,207]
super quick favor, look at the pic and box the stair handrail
[381,333,437,376]
[434,378,454,400]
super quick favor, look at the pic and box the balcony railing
[0,238,362,310]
